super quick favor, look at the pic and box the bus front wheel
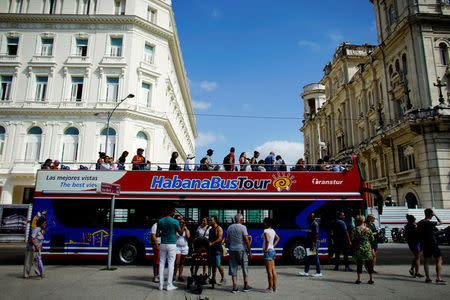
[289,241,306,264]
[114,241,142,265]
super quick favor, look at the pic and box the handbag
[220,244,227,257]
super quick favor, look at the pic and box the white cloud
[200,80,218,91]
[192,100,212,110]
[298,40,320,51]
[328,32,344,44]
[251,140,304,166]
[196,131,226,147]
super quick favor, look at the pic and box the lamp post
[104,93,135,156]
[434,77,447,106]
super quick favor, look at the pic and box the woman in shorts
[262,217,280,293]
[173,218,190,281]
[404,214,423,278]
[366,214,379,273]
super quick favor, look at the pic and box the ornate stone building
[0,0,197,204]
[301,0,450,208]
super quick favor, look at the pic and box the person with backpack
[223,147,235,171]
[351,215,375,284]
[275,155,287,172]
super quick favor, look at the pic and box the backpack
[223,154,232,171]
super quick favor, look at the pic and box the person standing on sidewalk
[225,213,252,293]
[366,214,379,273]
[208,216,226,285]
[262,217,280,293]
[352,215,375,284]
[333,211,353,271]
[24,217,46,279]
[151,219,161,283]
[404,214,423,278]
[417,209,446,284]
[298,212,322,278]
[156,207,183,291]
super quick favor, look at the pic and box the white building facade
[0,0,197,204]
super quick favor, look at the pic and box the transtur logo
[312,178,343,185]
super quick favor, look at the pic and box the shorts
[264,249,276,260]
[423,246,442,258]
[152,245,160,264]
[211,250,221,267]
[408,242,421,253]
[176,246,189,255]
[228,250,248,277]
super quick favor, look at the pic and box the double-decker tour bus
[30,155,368,264]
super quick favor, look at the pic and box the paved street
[0,243,449,299]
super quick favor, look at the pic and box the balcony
[29,55,56,67]
[59,100,86,108]
[65,56,92,66]
[368,177,388,189]
[100,56,127,66]
[0,55,21,66]
[392,168,421,186]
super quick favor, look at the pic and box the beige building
[301,0,450,208]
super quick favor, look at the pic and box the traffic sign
[97,182,120,195]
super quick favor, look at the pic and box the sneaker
[166,284,178,291]
[425,279,432,283]
[355,280,362,284]
[243,285,253,292]
[297,271,309,276]
[263,289,273,293]
[312,273,323,277]
[231,288,239,294]
[177,277,185,282]
[219,278,226,285]
[345,267,354,272]
[436,279,447,285]
[158,285,163,291]
[273,288,277,293]
[153,277,160,283]
[367,280,374,284]
[409,268,414,276]
[414,274,424,278]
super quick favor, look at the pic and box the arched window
[100,128,116,158]
[135,131,148,156]
[402,54,408,74]
[439,43,448,65]
[0,126,5,158]
[62,127,79,162]
[25,126,42,161]
[395,59,400,73]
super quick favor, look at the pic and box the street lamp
[104,93,135,156]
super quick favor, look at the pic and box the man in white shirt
[184,154,195,171]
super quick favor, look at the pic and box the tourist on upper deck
[331,160,345,172]
[41,159,52,170]
[51,160,60,170]
[264,151,276,171]
[223,147,235,171]
[239,152,247,171]
[320,156,332,171]
[198,157,209,171]
[96,152,106,170]
[293,158,306,171]
[184,154,195,171]
[132,148,146,170]
[257,160,266,172]
[205,149,215,171]
[250,151,260,171]
[169,151,179,171]
[275,155,287,172]
[116,151,128,170]
[100,156,116,170]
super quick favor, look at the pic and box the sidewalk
[1,263,449,299]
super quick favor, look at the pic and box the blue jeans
[304,242,321,274]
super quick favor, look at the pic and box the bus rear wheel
[289,241,306,264]
[114,241,142,265]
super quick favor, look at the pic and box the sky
[172,0,378,166]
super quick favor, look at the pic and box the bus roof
[35,158,363,201]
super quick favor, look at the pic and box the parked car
[436,226,450,245]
